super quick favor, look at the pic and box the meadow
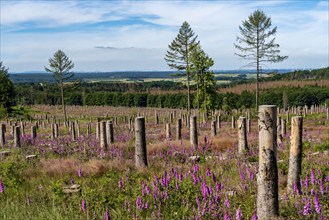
[0,105,328,219]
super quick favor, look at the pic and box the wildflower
[193,164,199,173]
[81,199,86,211]
[319,180,324,195]
[224,210,230,220]
[310,169,316,185]
[69,177,75,185]
[136,197,143,210]
[304,175,309,188]
[105,208,110,220]
[78,167,82,177]
[235,207,242,220]
[224,196,230,208]
[206,167,211,176]
[118,179,124,189]
[0,179,4,193]
[303,199,310,215]
[252,210,258,220]
[27,196,31,205]
[314,194,321,214]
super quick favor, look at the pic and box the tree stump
[257,105,278,219]
[287,116,303,194]
[135,117,148,168]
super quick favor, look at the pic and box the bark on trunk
[287,116,303,194]
[135,117,148,168]
[257,105,279,219]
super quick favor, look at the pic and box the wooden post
[51,124,55,140]
[281,118,286,137]
[96,121,100,140]
[31,125,37,140]
[176,118,182,140]
[0,124,5,147]
[100,121,108,151]
[287,116,303,194]
[106,121,114,144]
[190,116,198,148]
[87,123,91,137]
[165,123,171,140]
[14,126,21,148]
[247,118,251,133]
[135,117,147,168]
[257,105,278,219]
[217,115,221,130]
[211,120,216,137]
[54,123,59,138]
[71,121,76,141]
[231,116,236,129]
[238,116,248,154]
[76,121,80,137]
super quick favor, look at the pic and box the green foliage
[0,62,15,114]
[314,140,329,152]
[190,44,216,115]
[165,21,199,114]
[235,9,288,107]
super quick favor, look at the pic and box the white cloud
[0,0,328,71]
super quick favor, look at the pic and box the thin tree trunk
[60,81,67,122]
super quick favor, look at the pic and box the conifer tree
[165,21,199,116]
[235,9,288,108]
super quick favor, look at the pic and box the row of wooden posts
[0,105,317,219]
[134,105,304,219]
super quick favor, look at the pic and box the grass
[0,106,328,219]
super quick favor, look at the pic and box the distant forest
[13,67,329,109]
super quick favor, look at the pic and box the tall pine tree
[235,9,288,108]
[165,21,199,117]
[45,50,76,122]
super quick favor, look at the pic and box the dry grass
[219,79,329,94]
[39,158,134,177]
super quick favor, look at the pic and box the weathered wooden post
[96,118,100,140]
[20,121,25,135]
[281,118,286,137]
[86,123,91,137]
[71,121,76,141]
[211,120,216,137]
[238,116,248,154]
[217,115,221,130]
[54,124,59,138]
[165,123,171,140]
[287,116,303,194]
[176,118,182,140]
[135,117,148,168]
[231,116,236,129]
[76,121,80,137]
[190,116,198,148]
[14,126,21,148]
[51,124,55,140]
[100,121,108,151]
[31,125,37,140]
[0,124,6,147]
[257,105,278,219]
[106,120,114,144]
[247,118,251,133]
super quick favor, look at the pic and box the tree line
[14,83,329,110]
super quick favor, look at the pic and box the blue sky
[1,0,328,72]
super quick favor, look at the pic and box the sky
[0,0,328,72]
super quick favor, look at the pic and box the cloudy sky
[1,0,328,72]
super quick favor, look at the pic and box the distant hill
[9,69,296,83]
